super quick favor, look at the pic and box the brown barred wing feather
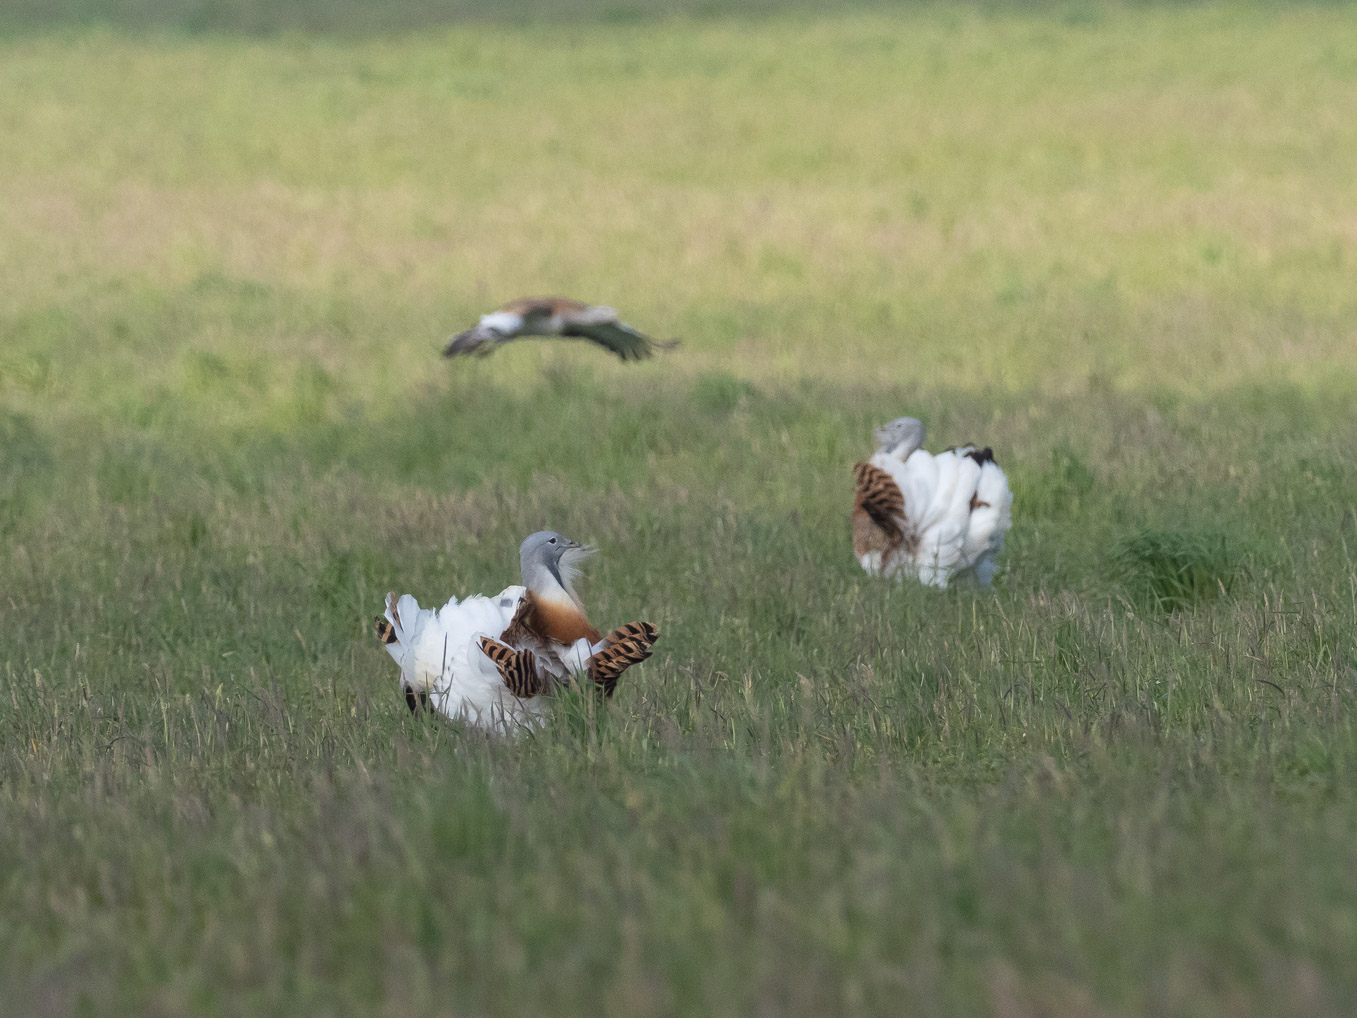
[498,597,534,649]
[478,637,547,699]
[375,591,402,644]
[587,621,659,698]
[853,461,906,535]
[852,461,910,564]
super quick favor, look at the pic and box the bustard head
[873,416,926,458]
[519,531,594,605]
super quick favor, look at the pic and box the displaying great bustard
[375,532,658,733]
[852,416,1013,587]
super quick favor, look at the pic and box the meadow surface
[2,3,1357,1015]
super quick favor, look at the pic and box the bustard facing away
[443,297,676,362]
[852,416,1013,588]
[375,532,658,733]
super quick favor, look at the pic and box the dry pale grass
[1,7,1356,410]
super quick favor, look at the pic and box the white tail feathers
[377,592,442,692]
[562,637,594,675]
[957,460,1012,585]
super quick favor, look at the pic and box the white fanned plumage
[377,585,547,734]
[375,531,659,734]
[852,416,1013,588]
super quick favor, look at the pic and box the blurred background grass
[3,0,1027,34]
[2,3,1356,1015]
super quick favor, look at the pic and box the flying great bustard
[443,297,676,362]
[852,416,1013,587]
[375,531,659,733]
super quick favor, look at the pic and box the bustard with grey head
[852,416,1013,588]
[375,531,659,733]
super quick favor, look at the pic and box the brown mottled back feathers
[587,622,659,699]
[500,296,594,320]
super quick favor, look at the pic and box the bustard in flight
[443,297,676,362]
[852,416,1013,587]
[375,531,658,733]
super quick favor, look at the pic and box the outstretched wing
[442,329,497,358]
[562,320,677,362]
[587,621,659,699]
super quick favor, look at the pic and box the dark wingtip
[442,330,482,358]
[624,336,678,363]
[632,337,679,361]
[965,447,996,467]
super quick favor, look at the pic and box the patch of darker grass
[0,410,52,531]
[1110,526,1243,612]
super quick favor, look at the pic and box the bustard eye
[548,538,557,545]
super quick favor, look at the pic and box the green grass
[3,4,1357,1015]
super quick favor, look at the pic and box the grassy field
[3,3,1357,1014]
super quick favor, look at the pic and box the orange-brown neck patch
[507,590,601,647]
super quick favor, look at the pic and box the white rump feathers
[378,585,547,734]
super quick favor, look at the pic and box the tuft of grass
[0,410,52,531]
[1110,527,1242,610]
